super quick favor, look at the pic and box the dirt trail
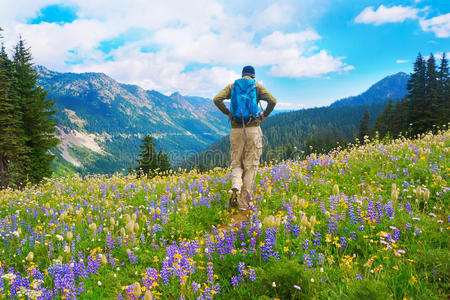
[216,209,251,231]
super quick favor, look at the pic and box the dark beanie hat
[242,65,255,78]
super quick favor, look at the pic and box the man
[213,65,277,212]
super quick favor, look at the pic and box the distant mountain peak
[330,72,410,107]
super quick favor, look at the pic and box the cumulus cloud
[419,13,450,38]
[355,5,419,25]
[396,59,409,63]
[269,50,354,78]
[355,4,449,39]
[1,0,352,96]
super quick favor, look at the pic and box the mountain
[182,72,411,169]
[35,66,228,175]
[330,72,409,107]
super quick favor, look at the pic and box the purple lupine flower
[309,250,317,262]
[385,203,395,219]
[302,239,309,251]
[405,223,411,231]
[303,253,313,269]
[327,215,338,235]
[231,276,239,287]
[292,225,300,238]
[404,202,412,214]
[367,200,376,223]
[161,260,170,285]
[192,281,199,292]
[393,228,400,242]
[376,202,383,222]
[339,237,347,250]
[207,262,214,285]
[357,206,364,223]
[349,203,358,224]
[313,232,321,246]
[128,250,138,264]
[318,253,325,265]
[248,268,256,282]
[238,262,245,282]
[261,227,280,261]
[143,268,158,290]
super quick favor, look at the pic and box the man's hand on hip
[260,112,266,122]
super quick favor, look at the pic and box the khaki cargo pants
[230,126,263,210]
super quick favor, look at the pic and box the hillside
[0,130,447,299]
[36,66,228,175]
[330,72,409,107]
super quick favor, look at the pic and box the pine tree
[425,53,440,130]
[358,110,370,143]
[438,53,449,125]
[406,53,427,135]
[135,135,171,177]
[0,31,26,188]
[12,38,59,184]
[135,135,158,177]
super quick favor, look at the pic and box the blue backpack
[230,78,262,124]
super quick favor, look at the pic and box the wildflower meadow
[0,129,448,299]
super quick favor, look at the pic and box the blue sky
[0,0,449,108]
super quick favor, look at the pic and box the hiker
[213,65,277,212]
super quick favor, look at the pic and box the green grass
[0,129,448,299]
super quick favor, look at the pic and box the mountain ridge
[330,72,409,107]
[35,65,229,175]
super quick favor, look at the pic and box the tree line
[181,102,387,170]
[359,52,449,140]
[0,29,59,188]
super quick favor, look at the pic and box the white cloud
[253,3,293,30]
[419,13,450,38]
[0,0,352,96]
[268,50,354,78]
[396,59,409,63]
[260,30,320,49]
[355,4,449,39]
[355,5,419,25]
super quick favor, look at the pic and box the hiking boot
[229,188,238,208]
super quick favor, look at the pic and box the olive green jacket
[213,76,277,128]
